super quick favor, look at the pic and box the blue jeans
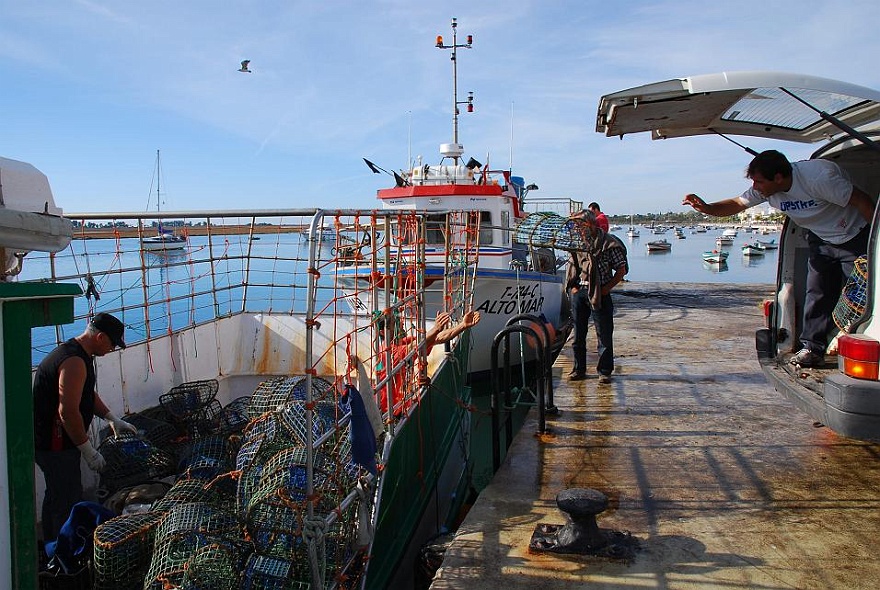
[802,225,869,353]
[35,448,83,542]
[570,289,615,376]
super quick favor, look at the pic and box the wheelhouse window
[478,211,493,245]
[426,214,447,245]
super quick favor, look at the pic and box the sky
[2,0,880,217]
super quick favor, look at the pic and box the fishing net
[98,432,176,493]
[93,511,166,590]
[143,502,243,590]
[513,212,594,251]
[833,256,869,331]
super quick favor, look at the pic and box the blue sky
[2,0,879,216]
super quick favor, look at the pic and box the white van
[596,72,880,441]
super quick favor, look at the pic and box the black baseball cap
[91,313,126,349]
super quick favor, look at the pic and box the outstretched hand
[434,311,453,330]
[682,193,707,212]
[462,310,481,328]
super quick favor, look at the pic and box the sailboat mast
[156,149,161,214]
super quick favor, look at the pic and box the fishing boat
[715,235,734,247]
[756,238,778,249]
[8,193,546,589]
[141,150,186,252]
[646,239,672,252]
[674,227,686,239]
[341,18,566,378]
[742,242,766,256]
[702,249,729,264]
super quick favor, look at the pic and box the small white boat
[627,227,640,238]
[722,228,738,238]
[742,243,766,257]
[647,239,672,252]
[142,230,186,252]
[756,238,778,249]
[702,249,729,264]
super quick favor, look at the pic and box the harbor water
[616,227,776,284]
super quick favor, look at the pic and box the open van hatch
[596,71,880,441]
[596,71,880,144]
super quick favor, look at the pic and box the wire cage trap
[98,432,176,494]
[248,376,335,419]
[833,256,869,331]
[159,379,219,424]
[93,511,166,590]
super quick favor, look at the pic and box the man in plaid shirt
[564,209,628,383]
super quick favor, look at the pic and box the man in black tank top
[32,313,137,542]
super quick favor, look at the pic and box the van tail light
[762,300,773,328]
[837,334,880,380]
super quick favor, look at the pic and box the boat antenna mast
[436,18,473,164]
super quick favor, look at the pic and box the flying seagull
[238,60,252,73]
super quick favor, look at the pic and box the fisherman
[683,149,873,367]
[565,209,628,383]
[33,313,137,541]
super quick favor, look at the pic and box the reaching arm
[432,311,481,346]
[682,194,749,218]
[849,187,876,224]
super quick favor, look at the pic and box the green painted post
[0,282,80,590]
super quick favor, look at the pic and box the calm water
[615,227,777,284]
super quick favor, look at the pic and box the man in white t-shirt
[682,150,875,367]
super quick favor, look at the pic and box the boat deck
[431,281,880,590]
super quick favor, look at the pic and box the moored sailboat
[141,150,186,252]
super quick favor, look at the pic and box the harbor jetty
[431,281,880,590]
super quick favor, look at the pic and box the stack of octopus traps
[91,375,367,590]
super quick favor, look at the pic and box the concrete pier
[431,282,880,590]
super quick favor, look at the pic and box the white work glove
[105,412,137,437]
[77,440,106,472]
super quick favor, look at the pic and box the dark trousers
[35,448,82,542]
[802,225,870,353]
[571,289,615,376]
